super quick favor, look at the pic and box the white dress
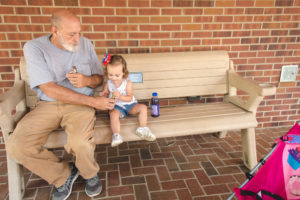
[107,79,137,108]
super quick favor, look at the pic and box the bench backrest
[20,51,230,107]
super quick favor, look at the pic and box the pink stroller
[228,123,300,200]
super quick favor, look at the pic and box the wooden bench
[0,51,276,199]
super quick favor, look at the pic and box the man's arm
[39,82,115,110]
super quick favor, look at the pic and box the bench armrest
[225,70,276,114]
[0,69,26,142]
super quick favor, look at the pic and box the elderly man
[6,9,114,200]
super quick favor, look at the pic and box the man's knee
[66,136,95,155]
[7,132,43,161]
[6,134,26,161]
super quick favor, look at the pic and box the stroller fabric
[234,123,300,200]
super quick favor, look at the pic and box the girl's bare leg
[130,104,156,141]
[129,104,148,127]
[110,109,122,133]
[110,109,124,147]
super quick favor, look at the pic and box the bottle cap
[152,92,158,96]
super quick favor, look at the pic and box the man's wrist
[87,76,93,87]
[86,96,96,107]
[86,75,99,88]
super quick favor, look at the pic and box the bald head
[51,9,80,30]
[50,9,81,52]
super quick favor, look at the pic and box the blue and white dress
[107,79,137,117]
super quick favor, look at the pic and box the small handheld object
[70,66,77,74]
[110,89,115,99]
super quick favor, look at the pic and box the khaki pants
[6,101,99,187]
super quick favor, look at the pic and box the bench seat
[44,102,256,148]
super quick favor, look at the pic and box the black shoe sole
[85,184,102,197]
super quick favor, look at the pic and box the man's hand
[66,73,89,88]
[93,96,115,110]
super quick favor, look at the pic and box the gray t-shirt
[23,34,102,101]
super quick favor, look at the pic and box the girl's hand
[99,91,109,97]
[113,91,121,99]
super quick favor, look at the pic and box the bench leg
[7,155,25,200]
[241,128,258,169]
[216,131,227,138]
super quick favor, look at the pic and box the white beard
[59,33,79,52]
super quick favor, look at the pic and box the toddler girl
[100,54,156,147]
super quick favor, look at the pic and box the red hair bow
[102,53,111,66]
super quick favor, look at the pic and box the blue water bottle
[151,92,160,117]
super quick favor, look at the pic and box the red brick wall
[0,0,300,130]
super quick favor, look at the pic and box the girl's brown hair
[103,55,129,79]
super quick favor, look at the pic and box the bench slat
[133,76,226,89]
[133,84,227,99]
[123,51,229,69]
[128,61,228,71]
[141,69,227,80]
[95,102,246,124]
